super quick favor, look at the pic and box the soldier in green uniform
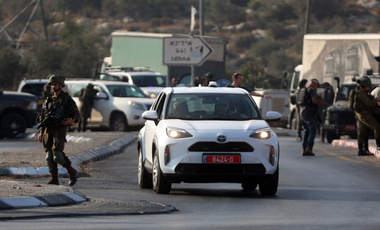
[355,77,380,156]
[38,74,80,185]
[77,83,98,132]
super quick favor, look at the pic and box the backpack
[348,89,358,111]
[296,87,310,106]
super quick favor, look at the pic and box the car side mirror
[96,92,108,100]
[265,111,281,122]
[142,110,158,121]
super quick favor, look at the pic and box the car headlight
[128,101,145,110]
[27,101,37,110]
[166,127,193,138]
[250,128,271,139]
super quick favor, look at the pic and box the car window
[107,84,150,98]
[21,83,45,98]
[71,84,87,97]
[166,93,259,120]
[131,75,167,87]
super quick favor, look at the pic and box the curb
[0,190,86,210]
[331,139,380,158]
[0,133,137,210]
[0,133,137,176]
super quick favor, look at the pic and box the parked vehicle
[100,69,171,98]
[252,89,290,128]
[0,89,38,138]
[288,34,380,130]
[138,86,281,195]
[65,80,155,131]
[322,75,380,143]
[17,79,48,111]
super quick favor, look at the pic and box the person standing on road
[78,83,98,132]
[231,73,272,99]
[354,77,380,156]
[300,79,326,156]
[295,79,308,141]
[38,74,80,186]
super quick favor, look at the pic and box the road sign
[217,79,232,87]
[163,37,213,66]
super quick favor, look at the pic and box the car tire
[0,113,27,138]
[259,166,279,196]
[152,150,171,194]
[138,148,152,188]
[241,182,257,190]
[110,114,129,131]
[326,132,339,144]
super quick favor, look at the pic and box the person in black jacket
[300,79,326,156]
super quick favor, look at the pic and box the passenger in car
[215,99,236,118]
[172,101,190,118]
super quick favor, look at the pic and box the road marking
[316,147,380,168]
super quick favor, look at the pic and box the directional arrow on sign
[163,37,213,66]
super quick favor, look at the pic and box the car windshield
[336,85,356,101]
[131,75,167,87]
[166,93,260,120]
[99,73,123,81]
[107,85,151,98]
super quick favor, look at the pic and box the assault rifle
[34,98,73,136]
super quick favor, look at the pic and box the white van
[252,89,290,128]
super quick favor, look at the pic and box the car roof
[107,72,163,76]
[163,86,248,95]
[20,79,48,84]
[65,79,135,86]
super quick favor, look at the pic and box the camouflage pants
[356,111,380,144]
[43,126,68,172]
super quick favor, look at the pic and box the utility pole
[304,0,311,35]
[199,0,204,36]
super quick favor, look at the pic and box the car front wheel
[259,166,279,196]
[152,150,171,194]
[1,113,27,138]
[138,148,152,188]
[110,114,129,131]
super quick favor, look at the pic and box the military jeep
[322,75,380,143]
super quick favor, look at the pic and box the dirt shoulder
[0,131,133,169]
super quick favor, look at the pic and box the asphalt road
[2,131,380,229]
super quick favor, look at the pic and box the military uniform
[355,77,380,155]
[77,84,98,132]
[40,74,80,185]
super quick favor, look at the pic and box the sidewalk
[0,132,137,210]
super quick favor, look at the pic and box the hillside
[0,0,379,90]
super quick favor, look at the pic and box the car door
[90,84,109,124]
[144,92,166,165]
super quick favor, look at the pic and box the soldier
[38,74,80,185]
[77,83,98,132]
[354,77,380,156]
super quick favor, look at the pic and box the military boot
[358,143,372,156]
[65,161,77,186]
[47,171,59,185]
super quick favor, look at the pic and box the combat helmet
[48,74,65,86]
[357,77,371,87]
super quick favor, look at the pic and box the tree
[60,21,99,79]
[0,46,24,90]
[206,0,246,30]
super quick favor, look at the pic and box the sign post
[163,37,213,66]
[163,36,213,86]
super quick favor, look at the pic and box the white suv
[138,87,281,195]
[65,80,155,131]
[100,72,170,98]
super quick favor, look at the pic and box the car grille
[188,142,254,152]
[175,163,266,174]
